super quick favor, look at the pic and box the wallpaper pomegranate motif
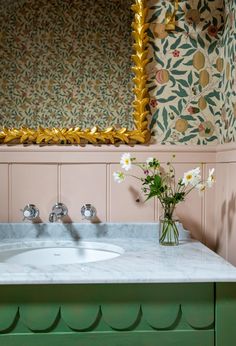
[147,0,235,144]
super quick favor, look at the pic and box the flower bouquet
[113,153,215,246]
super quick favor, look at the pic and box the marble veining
[0,223,235,284]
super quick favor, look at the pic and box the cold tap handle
[21,204,39,221]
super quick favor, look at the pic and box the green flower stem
[159,218,179,245]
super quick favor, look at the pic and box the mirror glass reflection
[0,0,134,130]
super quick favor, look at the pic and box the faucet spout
[49,212,57,223]
[49,203,68,223]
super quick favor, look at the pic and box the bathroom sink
[0,242,124,266]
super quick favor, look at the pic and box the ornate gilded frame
[0,0,150,145]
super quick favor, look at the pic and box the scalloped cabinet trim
[0,283,235,345]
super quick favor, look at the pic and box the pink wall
[214,144,236,266]
[0,143,235,265]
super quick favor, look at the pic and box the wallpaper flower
[147,0,235,145]
[217,0,236,143]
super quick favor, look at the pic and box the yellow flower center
[186,174,193,180]
[125,159,130,165]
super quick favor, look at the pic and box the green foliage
[140,158,195,219]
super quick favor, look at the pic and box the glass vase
[159,217,179,246]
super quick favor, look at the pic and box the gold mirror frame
[0,0,150,145]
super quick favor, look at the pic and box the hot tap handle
[81,204,96,220]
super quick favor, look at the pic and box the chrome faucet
[22,204,39,221]
[81,204,96,220]
[49,203,68,222]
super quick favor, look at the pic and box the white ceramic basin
[0,242,124,266]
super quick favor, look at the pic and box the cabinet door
[109,164,155,222]
[60,164,107,222]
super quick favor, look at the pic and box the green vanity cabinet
[0,282,235,346]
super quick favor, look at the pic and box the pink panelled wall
[0,143,236,265]
[214,144,236,266]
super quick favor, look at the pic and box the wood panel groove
[106,164,110,223]
[8,164,12,223]
[57,164,61,203]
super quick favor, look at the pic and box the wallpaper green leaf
[217,0,236,143]
[147,0,236,144]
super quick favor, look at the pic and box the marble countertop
[0,223,236,284]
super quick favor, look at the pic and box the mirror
[0,0,150,145]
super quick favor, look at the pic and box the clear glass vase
[159,217,179,246]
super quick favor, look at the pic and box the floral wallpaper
[0,0,134,130]
[147,0,233,145]
[217,0,236,143]
[0,0,235,144]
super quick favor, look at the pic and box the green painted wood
[0,306,18,331]
[61,304,100,330]
[0,282,215,345]
[142,303,180,329]
[102,303,140,330]
[142,284,181,329]
[20,305,60,331]
[142,283,214,329]
[0,285,61,331]
[216,283,236,346]
[0,331,214,346]
[182,283,214,328]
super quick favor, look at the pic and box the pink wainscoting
[0,144,236,266]
[0,144,216,164]
[214,145,236,266]
[109,164,155,222]
[204,163,216,250]
[215,163,228,259]
[0,164,9,222]
[227,163,236,266]
[173,163,204,242]
[60,164,107,222]
[11,164,58,222]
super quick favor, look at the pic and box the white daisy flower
[182,167,201,186]
[192,167,201,176]
[113,171,125,184]
[207,168,215,187]
[192,174,201,186]
[120,153,132,171]
[196,183,206,194]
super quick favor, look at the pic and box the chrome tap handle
[49,203,68,222]
[49,212,57,223]
[52,203,68,217]
[81,204,96,220]
[21,204,39,221]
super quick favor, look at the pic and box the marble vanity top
[0,223,236,285]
